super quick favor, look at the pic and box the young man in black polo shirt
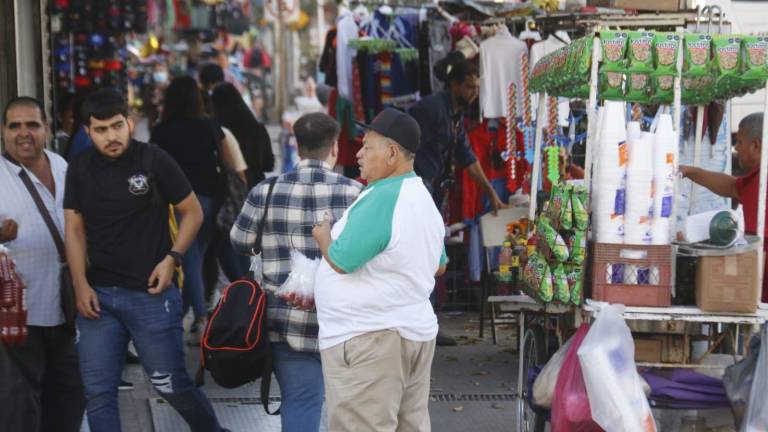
[63,89,225,432]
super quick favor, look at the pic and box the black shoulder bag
[3,153,76,334]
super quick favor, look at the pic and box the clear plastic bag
[275,250,320,310]
[743,324,768,431]
[578,301,657,432]
[534,336,574,408]
[723,334,760,428]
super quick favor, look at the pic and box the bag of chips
[682,75,716,105]
[600,71,625,100]
[683,34,713,77]
[560,185,574,231]
[552,264,571,304]
[572,186,589,230]
[548,184,566,225]
[713,35,743,98]
[567,230,587,265]
[523,251,553,303]
[566,265,584,306]
[651,75,675,105]
[742,36,768,83]
[653,33,682,75]
[537,217,570,262]
[626,72,651,103]
[601,32,629,73]
[627,32,655,73]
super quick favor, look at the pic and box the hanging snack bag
[601,31,629,72]
[523,251,554,303]
[742,36,768,83]
[651,75,675,105]
[566,265,584,306]
[600,71,625,100]
[567,230,587,265]
[537,216,570,262]
[627,32,655,73]
[571,185,589,230]
[683,34,713,77]
[626,72,651,103]
[552,263,571,304]
[560,185,574,230]
[548,184,566,223]
[682,75,716,105]
[713,35,743,98]
[654,33,682,75]
[570,37,595,98]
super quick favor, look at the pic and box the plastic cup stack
[594,101,628,244]
[625,126,654,245]
[651,113,677,245]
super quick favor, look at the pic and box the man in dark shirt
[409,59,505,214]
[409,58,506,346]
[63,89,225,432]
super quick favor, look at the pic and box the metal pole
[274,0,288,119]
[689,105,705,215]
[583,34,602,197]
[757,82,768,307]
[529,93,548,221]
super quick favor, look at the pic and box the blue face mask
[152,71,168,84]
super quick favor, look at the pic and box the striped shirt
[0,150,68,326]
[231,159,362,353]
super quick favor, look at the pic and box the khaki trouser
[321,330,436,432]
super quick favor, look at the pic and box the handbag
[3,153,77,334]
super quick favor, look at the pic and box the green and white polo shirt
[315,171,447,350]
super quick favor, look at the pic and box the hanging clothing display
[336,12,359,100]
[479,27,528,119]
[319,28,338,87]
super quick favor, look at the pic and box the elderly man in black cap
[313,109,447,432]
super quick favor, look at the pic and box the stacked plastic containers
[651,113,677,245]
[593,101,628,244]
[624,123,655,244]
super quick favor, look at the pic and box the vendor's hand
[679,165,694,179]
[489,192,508,216]
[0,219,18,243]
[75,284,101,319]
[312,220,332,243]
[148,256,176,294]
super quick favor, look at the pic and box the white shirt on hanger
[336,12,359,100]
[479,27,528,119]
[530,34,572,127]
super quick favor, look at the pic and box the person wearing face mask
[408,57,506,346]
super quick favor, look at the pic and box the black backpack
[196,176,279,414]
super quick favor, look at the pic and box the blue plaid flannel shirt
[230,159,362,353]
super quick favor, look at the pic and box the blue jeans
[76,286,221,432]
[271,343,324,432]
[181,194,215,321]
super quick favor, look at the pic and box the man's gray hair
[739,113,764,143]
[382,136,415,161]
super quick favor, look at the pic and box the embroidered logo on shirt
[128,174,150,196]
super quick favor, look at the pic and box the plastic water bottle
[499,241,514,283]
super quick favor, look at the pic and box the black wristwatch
[167,250,184,266]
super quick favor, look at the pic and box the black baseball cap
[356,108,421,154]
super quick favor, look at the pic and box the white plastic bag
[578,301,656,432]
[742,324,768,432]
[533,337,573,408]
[275,250,320,310]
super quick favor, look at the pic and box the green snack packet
[523,251,553,303]
[626,72,651,103]
[713,35,743,95]
[651,75,675,105]
[683,34,713,77]
[560,185,574,231]
[601,31,629,73]
[547,184,566,223]
[567,230,586,265]
[742,36,768,83]
[574,37,593,79]
[682,75,716,105]
[600,71,625,100]
[572,185,589,230]
[566,265,584,306]
[552,264,570,304]
[653,33,681,75]
[537,217,570,262]
[627,32,655,73]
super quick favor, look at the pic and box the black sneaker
[118,379,134,391]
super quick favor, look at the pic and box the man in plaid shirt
[230,112,361,432]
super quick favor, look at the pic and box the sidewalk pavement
[96,312,520,432]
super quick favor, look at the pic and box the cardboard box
[587,0,681,11]
[696,250,759,313]
[635,338,663,363]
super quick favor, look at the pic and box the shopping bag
[742,324,768,431]
[578,301,657,432]
[551,323,603,432]
[275,250,320,310]
[534,336,574,408]
[723,334,760,428]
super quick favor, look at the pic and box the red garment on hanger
[461,120,514,221]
